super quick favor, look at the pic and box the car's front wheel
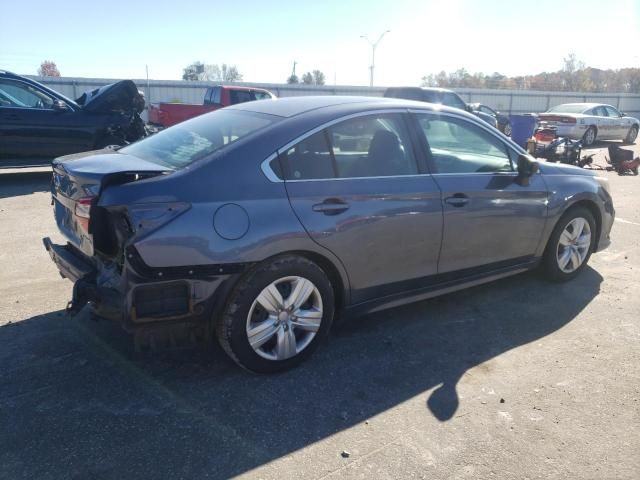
[624,125,638,144]
[542,207,596,282]
[217,255,335,373]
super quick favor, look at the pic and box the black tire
[582,126,597,146]
[541,206,597,282]
[216,255,335,373]
[624,125,639,144]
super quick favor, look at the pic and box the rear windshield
[121,109,278,168]
[547,104,588,113]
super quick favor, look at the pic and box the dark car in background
[384,87,498,128]
[44,96,614,373]
[468,102,511,136]
[0,70,146,166]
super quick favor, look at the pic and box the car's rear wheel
[216,255,335,373]
[542,207,596,282]
[503,122,512,137]
[624,125,638,144]
[582,126,597,146]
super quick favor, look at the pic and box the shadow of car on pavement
[0,267,602,479]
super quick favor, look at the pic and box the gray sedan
[44,96,615,372]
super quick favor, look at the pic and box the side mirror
[515,155,539,186]
[52,99,69,112]
[465,104,473,112]
[621,112,627,117]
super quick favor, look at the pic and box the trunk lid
[52,150,171,256]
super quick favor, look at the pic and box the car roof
[554,103,604,108]
[227,95,462,118]
[217,85,271,92]
[386,86,453,93]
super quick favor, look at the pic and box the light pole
[360,30,390,87]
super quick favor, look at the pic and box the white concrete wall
[30,76,640,121]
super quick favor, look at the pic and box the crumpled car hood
[76,80,142,113]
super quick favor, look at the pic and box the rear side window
[280,131,335,180]
[328,114,417,178]
[416,114,513,174]
[279,114,418,180]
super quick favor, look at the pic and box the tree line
[422,54,640,94]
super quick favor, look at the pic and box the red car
[149,85,275,128]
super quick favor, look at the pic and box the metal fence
[31,76,640,121]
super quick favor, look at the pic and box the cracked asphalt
[0,143,639,479]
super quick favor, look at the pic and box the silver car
[539,103,639,146]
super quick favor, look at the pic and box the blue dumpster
[509,114,537,148]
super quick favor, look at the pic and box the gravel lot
[1,145,639,480]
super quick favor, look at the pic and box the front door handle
[312,198,350,215]
[444,194,470,207]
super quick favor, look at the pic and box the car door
[0,78,94,158]
[281,112,443,303]
[412,111,548,274]
[604,106,626,139]
[592,106,615,140]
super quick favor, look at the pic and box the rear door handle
[444,194,470,207]
[312,198,350,215]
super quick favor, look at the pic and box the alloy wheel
[556,217,591,273]
[246,276,323,361]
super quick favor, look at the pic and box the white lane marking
[616,217,640,226]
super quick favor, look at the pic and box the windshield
[121,109,279,168]
[547,104,588,113]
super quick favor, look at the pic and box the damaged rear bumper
[42,237,239,330]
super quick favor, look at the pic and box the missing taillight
[74,197,95,231]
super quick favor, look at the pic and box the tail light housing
[74,197,96,232]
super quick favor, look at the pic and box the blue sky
[1,0,638,85]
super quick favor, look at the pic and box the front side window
[279,114,419,180]
[605,106,621,117]
[441,92,467,110]
[230,89,254,105]
[121,109,278,169]
[0,79,54,109]
[480,105,496,116]
[253,91,272,100]
[416,114,513,174]
[593,106,608,117]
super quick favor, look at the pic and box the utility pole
[360,30,390,87]
[292,61,297,78]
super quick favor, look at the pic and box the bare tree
[38,60,60,77]
[182,62,243,82]
[312,70,326,85]
[302,72,314,85]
